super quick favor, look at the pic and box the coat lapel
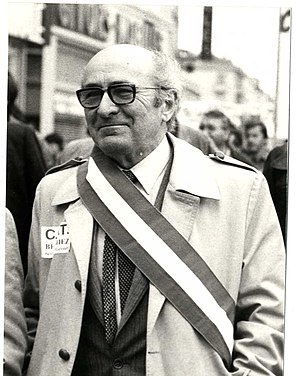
[64,200,94,299]
[51,171,94,303]
[147,134,221,335]
[118,269,148,333]
[146,184,202,335]
[87,229,105,326]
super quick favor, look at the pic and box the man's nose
[96,92,119,117]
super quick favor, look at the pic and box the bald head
[82,44,155,87]
[90,43,153,61]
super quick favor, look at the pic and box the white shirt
[95,136,171,324]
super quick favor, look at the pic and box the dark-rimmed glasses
[76,83,162,109]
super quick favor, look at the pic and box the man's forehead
[83,45,154,84]
[90,45,153,69]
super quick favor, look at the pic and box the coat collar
[51,133,220,206]
[168,133,220,200]
[51,171,80,206]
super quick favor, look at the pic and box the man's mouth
[100,123,127,129]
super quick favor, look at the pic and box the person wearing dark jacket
[263,141,288,245]
[6,72,46,274]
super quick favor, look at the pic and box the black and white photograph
[2,1,298,375]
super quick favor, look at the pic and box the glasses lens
[78,89,103,108]
[109,85,134,104]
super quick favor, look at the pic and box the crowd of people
[198,109,273,171]
[4,45,287,376]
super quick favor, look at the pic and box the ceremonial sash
[77,146,235,368]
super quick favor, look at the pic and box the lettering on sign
[41,222,71,258]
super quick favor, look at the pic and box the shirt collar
[130,136,170,195]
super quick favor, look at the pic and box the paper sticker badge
[41,222,71,258]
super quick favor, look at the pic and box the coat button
[74,280,82,292]
[113,358,123,369]
[215,150,225,160]
[58,349,70,361]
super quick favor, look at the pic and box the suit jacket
[24,135,285,376]
[4,209,27,376]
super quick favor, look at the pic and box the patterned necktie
[102,234,118,344]
[102,169,136,344]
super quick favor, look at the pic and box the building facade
[176,50,275,136]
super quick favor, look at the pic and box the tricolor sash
[77,146,235,368]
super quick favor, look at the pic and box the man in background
[44,132,65,168]
[199,110,253,165]
[242,120,270,171]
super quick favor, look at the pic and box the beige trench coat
[24,135,285,376]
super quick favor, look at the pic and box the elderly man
[24,44,285,376]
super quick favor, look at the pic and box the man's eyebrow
[83,81,132,88]
[110,81,132,85]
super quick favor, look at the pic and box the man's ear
[161,91,177,123]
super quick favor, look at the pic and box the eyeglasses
[76,83,163,109]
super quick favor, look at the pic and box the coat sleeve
[4,209,27,376]
[232,173,285,375]
[23,183,43,368]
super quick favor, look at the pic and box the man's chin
[96,139,129,157]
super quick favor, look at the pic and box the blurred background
[7,3,290,148]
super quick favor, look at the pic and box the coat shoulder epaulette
[45,157,88,175]
[208,151,258,173]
